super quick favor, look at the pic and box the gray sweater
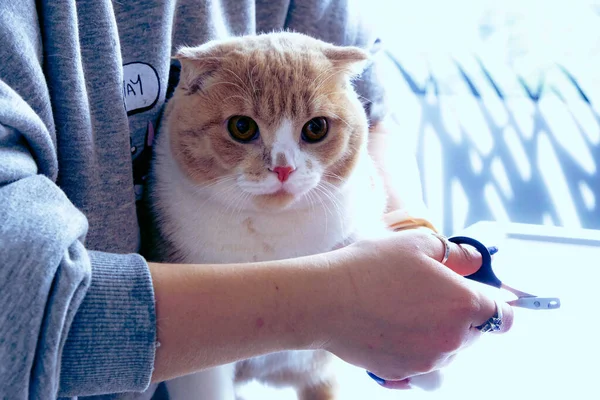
[0,0,386,398]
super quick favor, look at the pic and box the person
[0,0,514,399]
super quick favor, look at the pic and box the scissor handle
[448,236,503,289]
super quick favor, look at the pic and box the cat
[146,31,438,400]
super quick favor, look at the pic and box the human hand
[319,229,514,388]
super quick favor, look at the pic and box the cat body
[147,31,421,399]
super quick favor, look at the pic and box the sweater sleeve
[0,3,156,398]
[283,0,389,126]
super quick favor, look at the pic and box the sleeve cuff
[59,251,157,397]
[383,207,438,233]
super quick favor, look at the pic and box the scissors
[448,236,561,310]
[366,235,560,387]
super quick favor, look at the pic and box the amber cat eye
[228,116,259,142]
[301,117,328,143]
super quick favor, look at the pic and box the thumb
[472,295,515,334]
[427,233,483,276]
[425,232,515,334]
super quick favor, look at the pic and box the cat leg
[235,351,339,399]
[297,378,338,400]
[409,369,443,391]
[165,363,236,400]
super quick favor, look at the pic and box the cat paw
[409,370,444,391]
[298,381,338,400]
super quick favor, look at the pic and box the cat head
[166,32,371,211]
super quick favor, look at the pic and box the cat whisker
[309,66,347,93]
[208,81,250,95]
[313,183,344,236]
[355,93,374,105]
[320,179,345,192]
[314,184,346,238]
[306,67,348,109]
[308,67,337,94]
[320,182,347,221]
[194,179,239,212]
[223,68,253,98]
[224,193,242,223]
[315,183,344,218]
[307,91,350,110]
[231,191,252,220]
[219,191,242,228]
[304,189,316,215]
[203,175,238,186]
[192,176,238,193]
[321,171,344,183]
[301,191,310,213]
[247,64,259,96]
[326,111,353,130]
[238,192,253,216]
[221,94,252,107]
[223,184,246,215]
[312,189,329,234]
[162,175,236,210]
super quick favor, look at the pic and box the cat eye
[301,117,328,143]
[228,116,259,142]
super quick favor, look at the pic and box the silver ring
[475,300,503,333]
[431,232,450,264]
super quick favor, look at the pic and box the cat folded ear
[173,44,223,94]
[322,46,370,77]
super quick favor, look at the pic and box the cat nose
[271,166,295,182]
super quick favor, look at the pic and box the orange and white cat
[147,32,438,400]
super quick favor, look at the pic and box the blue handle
[448,236,502,289]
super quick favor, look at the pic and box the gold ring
[431,232,450,264]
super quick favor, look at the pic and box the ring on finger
[431,232,450,265]
[475,299,503,333]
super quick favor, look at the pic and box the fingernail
[487,246,499,255]
[382,378,413,390]
[367,371,386,386]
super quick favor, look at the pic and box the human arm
[368,118,426,214]
[150,229,513,383]
[0,3,156,397]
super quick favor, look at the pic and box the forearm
[368,119,425,213]
[149,252,340,382]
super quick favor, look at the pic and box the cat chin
[231,183,324,212]
[251,190,301,211]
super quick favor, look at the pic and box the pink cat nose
[271,166,295,182]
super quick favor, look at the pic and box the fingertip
[367,372,412,390]
[497,301,514,334]
[445,242,482,276]
[382,378,412,390]
[472,298,514,335]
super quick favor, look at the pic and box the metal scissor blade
[501,284,561,309]
[508,296,561,309]
[501,282,535,298]
[447,236,561,310]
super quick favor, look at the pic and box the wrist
[266,251,349,352]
